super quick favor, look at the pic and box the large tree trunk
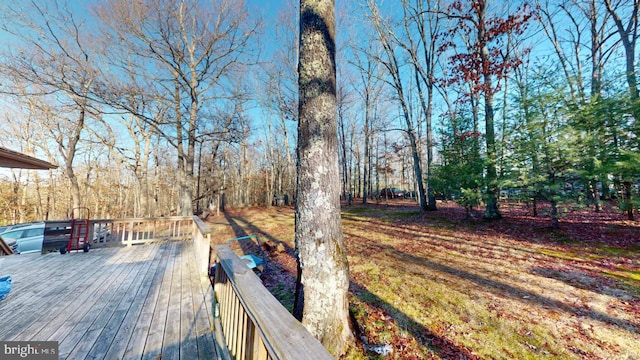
[623,181,634,221]
[294,0,353,356]
[425,82,437,211]
[65,105,87,213]
[483,85,501,220]
[363,98,370,204]
[479,5,501,220]
[550,198,559,229]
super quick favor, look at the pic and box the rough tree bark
[294,0,354,356]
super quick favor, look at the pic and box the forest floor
[205,200,640,359]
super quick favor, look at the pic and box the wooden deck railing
[44,216,211,274]
[212,244,333,360]
[43,217,195,250]
[192,216,213,276]
[43,215,331,359]
[107,216,194,245]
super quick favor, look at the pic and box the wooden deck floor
[0,241,217,360]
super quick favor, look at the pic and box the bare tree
[605,0,640,139]
[336,65,358,205]
[605,0,640,220]
[367,0,429,211]
[0,0,100,213]
[349,40,386,204]
[257,0,299,205]
[87,111,158,217]
[0,91,52,221]
[539,0,621,212]
[295,0,354,356]
[95,0,258,215]
[396,0,443,210]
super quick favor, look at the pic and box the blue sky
[1,0,630,166]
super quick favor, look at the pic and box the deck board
[0,251,110,339]
[179,246,199,360]
[62,244,160,359]
[83,244,158,359]
[141,242,177,360]
[48,247,145,355]
[162,242,182,360]
[0,241,217,360]
[123,242,173,360]
[21,247,139,341]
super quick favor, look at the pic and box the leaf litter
[207,201,640,359]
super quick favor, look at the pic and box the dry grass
[206,201,640,359]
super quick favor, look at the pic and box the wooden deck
[0,241,217,360]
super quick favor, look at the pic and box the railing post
[192,216,212,276]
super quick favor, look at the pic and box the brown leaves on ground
[206,201,640,359]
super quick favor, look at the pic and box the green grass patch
[269,282,295,313]
[344,206,371,215]
[602,268,640,293]
[549,232,578,244]
[539,245,640,264]
[596,246,640,257]
[538,249,587,262]
[391,210,422,218]
[613,269,640,281]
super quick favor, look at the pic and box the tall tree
[0,0,99,213]
[605,0,639,220]
[294,0,353,356]
[96,0,257,215]
[259,1,299,200]
[397,0,442,210]
[337,78,353,204]
[511,60,580,227]
[575,0,615,212]
[536,0,582,102]
[349,43,385,204]
[367,0,429,211]
[439,0,534,220]
[433,81,485,214]
[605,0,639,130]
